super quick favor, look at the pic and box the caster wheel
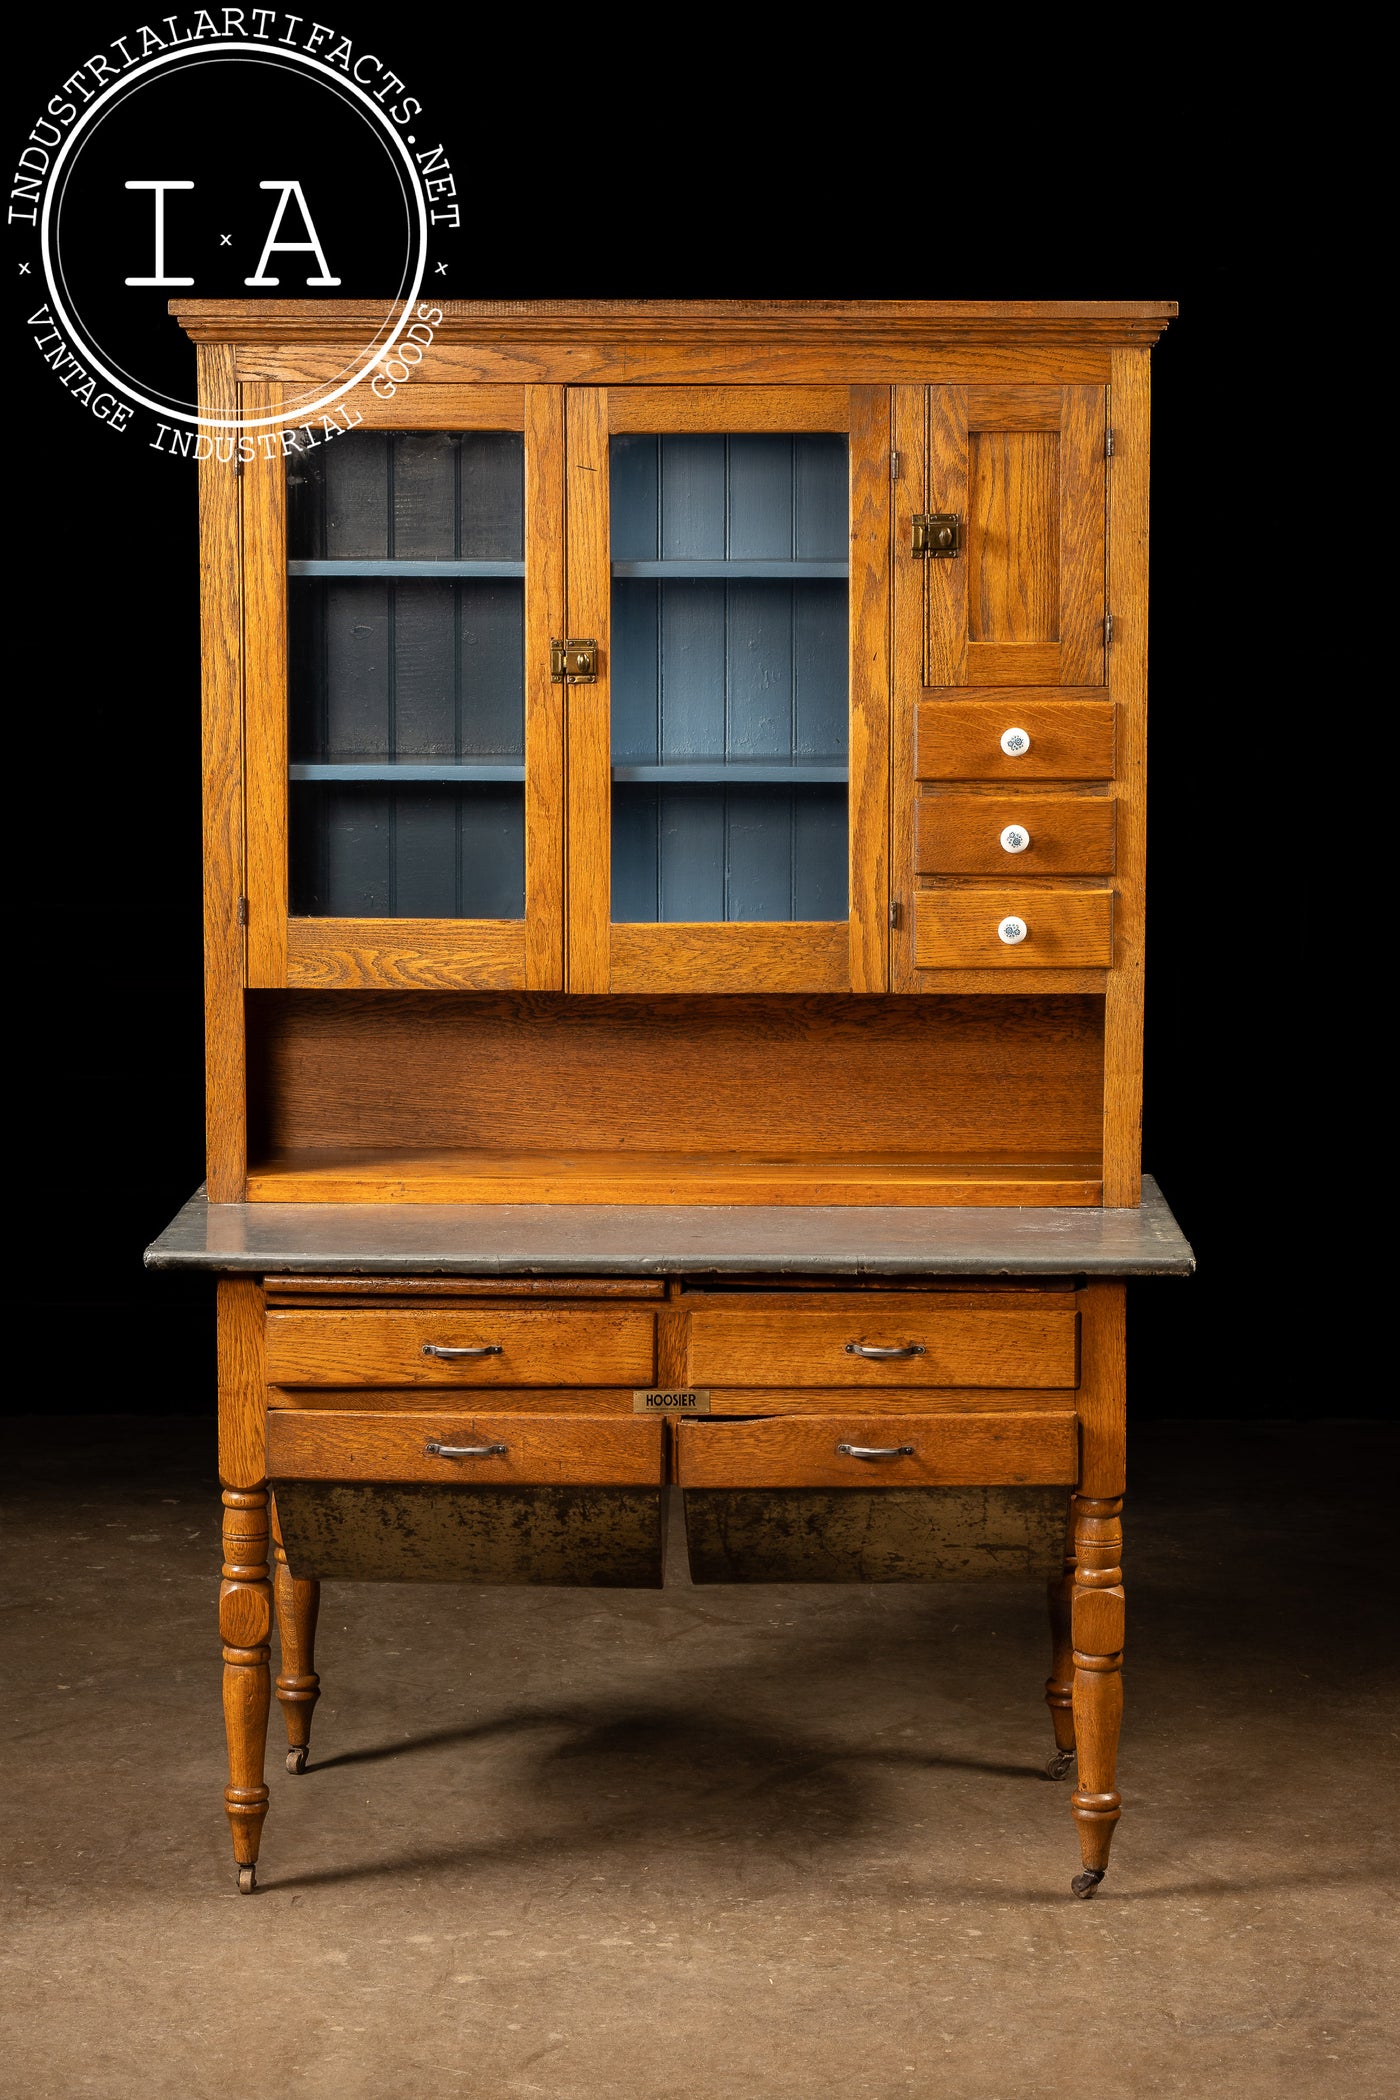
[286,1747,309,1776]
[1070,1868,1105,1900]
[1044,1749,1074,1781]
[237,1865,258,1895]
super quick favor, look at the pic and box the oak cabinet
[150,301,1189,1905]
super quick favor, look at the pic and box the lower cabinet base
[684,1486,1067,1583]
[273,1482,667,1587]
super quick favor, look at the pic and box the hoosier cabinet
[145,299,1192,1898]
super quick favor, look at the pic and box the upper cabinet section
[179,301,1171,1006]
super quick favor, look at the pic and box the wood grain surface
[1102,351,1151,1203]
[916,793,1115,873]
[264,1307,657,1387]
[267,1410,665,1485]
[916,699,1115,780]
[247,991,1105,1160]
[674,1412,1079,1488]
[198,343,247,1199]
[915,889,1113,969]
[684,1304,1078,1388]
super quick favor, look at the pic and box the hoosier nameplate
[632,1388,711,1414]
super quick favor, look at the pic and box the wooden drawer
[916,699,1115,781]
[915,889,1112,968]
[675,1413,1078,1488]
[264,1308,656,1388]
[267,1410,665,1485]
[917,794,1115,874]
[685,1303,1077,1388]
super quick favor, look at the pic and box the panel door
[897,383,1107,691]
[564,387,890,993]
[242,382,565,989]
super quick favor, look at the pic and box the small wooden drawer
[917,794,1115,874]
[685,1304,1077,1388]
[675,1413,1079,1488]
[267,1410,665,1485]
[264,1308,656,1388]
[916,699,1115,781]
[915,889,1112,968]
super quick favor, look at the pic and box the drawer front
[264,1308,657,1388]
[685,1306,1077,1388]
[267,1410,665,1486]
[916,699,1115,781]
[916,794,1115,875]
[675,1413,1079,1488]
[915,889,1112,968]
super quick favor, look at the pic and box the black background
[4,15,1317,1419]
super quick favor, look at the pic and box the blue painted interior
[287,432,525,918]
[609,434,849,924]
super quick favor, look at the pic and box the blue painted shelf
[611,560,847,580]
[291,761,525,783]
[289,560,524,579]
[612,762,848,785]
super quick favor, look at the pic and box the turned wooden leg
[1069,1492,1125,1898]
[1043,1497,1076,1779]
[221,1485,272,1893]
[272,1497,320,1776]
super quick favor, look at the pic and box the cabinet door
[891,383,1112,994]
[243,383,565,989]
[896,383,1107,691]
[563,388,890,993]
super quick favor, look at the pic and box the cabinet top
[171,297,1176,346]
[144,1178,1194,1277]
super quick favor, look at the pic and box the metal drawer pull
[425,1441,508,1459]
[421,1343,503,1359]
[837,1442,916,1460]
[844,1341,926,1359]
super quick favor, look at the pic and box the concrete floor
[2,1418,1395,2100]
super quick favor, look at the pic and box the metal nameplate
[632,1388,711,1414]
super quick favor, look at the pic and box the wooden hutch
[146,299,1192,1900]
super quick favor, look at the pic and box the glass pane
[287,431,525,919]
[609,434,849,923]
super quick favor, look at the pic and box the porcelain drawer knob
[997,916,1028,945]
[1000,727,1031,757]
[999,824,1030,854]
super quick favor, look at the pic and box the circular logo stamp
[11,18,458,446]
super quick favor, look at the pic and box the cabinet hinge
[1104,613,1114,647]
[890,450,902,481]
[1105,427,1115,459]
[888,900,901,930]
[236,896,248,926]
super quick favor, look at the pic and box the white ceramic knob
[997,916,1028,945]
[999,824,1030,854]
[999,727,1031,757]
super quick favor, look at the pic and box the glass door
[243,382,564,989]
[564,389,890,994]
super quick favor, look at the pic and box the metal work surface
[144,1175,1193,1277]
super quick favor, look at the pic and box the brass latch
[911,514,960,559]
[550,637,599,683]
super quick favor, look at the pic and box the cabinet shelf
[291,761,525,783]
[245,1147,1106,1209]
[612,560,847,579]
[612,762,847,785]
[289,560,524,578]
